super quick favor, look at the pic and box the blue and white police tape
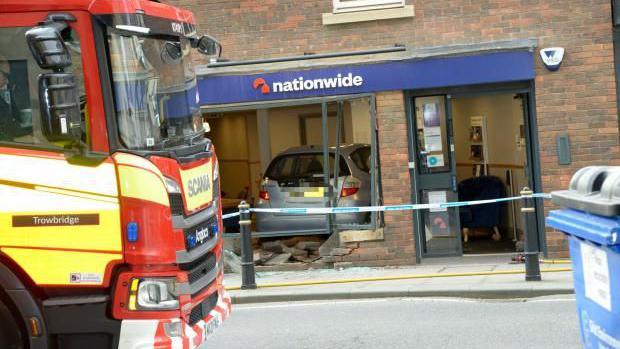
[218,192,551,218]
[222,212,241,220]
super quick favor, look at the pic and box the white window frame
[332,0,405,13]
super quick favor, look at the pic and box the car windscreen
[350,146,371,173]
[265,153,350,180]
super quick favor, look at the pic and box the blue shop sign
[198,50,534,106]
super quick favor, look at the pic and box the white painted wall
[452,94,527,236]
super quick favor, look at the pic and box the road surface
[208,296,581,349]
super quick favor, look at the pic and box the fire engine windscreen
[108,33,204,150]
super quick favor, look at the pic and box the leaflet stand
[469,116,488,177]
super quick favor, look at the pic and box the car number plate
[203,314,221,339]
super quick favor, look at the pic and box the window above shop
[323,0,414,25]
[332,0,405,13]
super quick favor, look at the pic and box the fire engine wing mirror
[38,72,83,143]
[25,25,72,70]
[195,35,222,57]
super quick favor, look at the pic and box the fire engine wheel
[0,298,25,349]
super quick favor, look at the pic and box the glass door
[411,95,462,257]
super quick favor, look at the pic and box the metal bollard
[238,201,257,289]
[520,187,542,281]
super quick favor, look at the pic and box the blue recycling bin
[546,166,620,349]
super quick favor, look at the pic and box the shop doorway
[409,88,541,258]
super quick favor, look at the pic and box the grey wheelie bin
[546,166,620,349]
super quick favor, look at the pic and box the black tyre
[0,299,24,349]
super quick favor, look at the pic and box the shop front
[198,41,543,264]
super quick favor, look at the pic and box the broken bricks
[251,238,330,267]
[263,252,292,265]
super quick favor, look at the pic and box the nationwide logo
[252,73,363,95]
[252,78,270,94]
[540,47,565,71]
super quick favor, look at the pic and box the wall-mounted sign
[253,73,363,95]
[427,154,445,168]
[198,51,536,105]
[540,47,565,71]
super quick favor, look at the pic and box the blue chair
[458,176,506,242]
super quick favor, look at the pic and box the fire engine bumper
[117,289,231,349]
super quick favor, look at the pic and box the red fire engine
[0,1,230,348]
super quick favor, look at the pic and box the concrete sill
[322,5,414,25]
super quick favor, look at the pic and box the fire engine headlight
[128,278,179,311]
[164,176,182,194]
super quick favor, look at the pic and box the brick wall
[166,0,620,260]
[341,91,416,266]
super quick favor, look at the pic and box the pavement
[223,255,575,304]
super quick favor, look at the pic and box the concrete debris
[262,240,284,253]
[295,241,322,251]
[291,253,310,262]
[245,237,330,268]
[293,256,322,263]
[264,252,292,265]
[318,232,340,257]
[223,236,241,255]
[290,247,309,257]
[223,249,242,274]
[252,250,276,266]
[339,228,384,243]
[259,251,275,264]
[329,247,353,256]
[290,248,308,258]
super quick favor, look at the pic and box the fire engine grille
[183,215,218,251]
[189,291,219,326]
[169,193,184,216]
[187,253,217,285]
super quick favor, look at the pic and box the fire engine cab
[0,1,230,348]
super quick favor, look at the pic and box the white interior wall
[207,113,252,200]
[349,98,372,144]
[452,94,527,235]
[246,113,261,201]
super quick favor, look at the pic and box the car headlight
[164,176,182,194]
[128,278,179,311]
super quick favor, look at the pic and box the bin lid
[546,209,620,246]
[551,166,620,217]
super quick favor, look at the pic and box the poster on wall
[427,191,450,236]
[428,190,447,212]
[423,103,440,128]
[425,135,443,152]
[422,103,443,152]
[429,211,450,236]
[427,154,445,168]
